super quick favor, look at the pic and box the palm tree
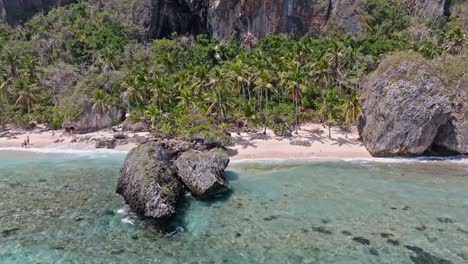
[22,56,41,81]
[143,104,160,129]
[281,63,307,134]
[11,76,41,113]
[91,89,111,113]
[0,76,9,103]
[318,89,340,139]
[206,67,232,124]
[342,90,362,124]
[228,61,252,133]
[176,87,193,112]
[310,57,331,95]
[190,65,210,95]
[122,69,147,109]
[149,77,169,111]
[254,69,276,134]
[443,27,467,55]
[3,51,19,78]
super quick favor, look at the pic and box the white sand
[228,123,371,160]
[0,124,149,152]
[0,123,372,159]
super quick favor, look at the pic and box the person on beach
[27,135,30,145]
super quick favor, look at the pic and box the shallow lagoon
[0,150,467,263]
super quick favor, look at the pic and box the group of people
[21,135,30,148]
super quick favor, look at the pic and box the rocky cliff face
[358,52,467,157]
[208,0,331,42]
[0,0,76,25]
[132,0,207,40]
[2,0,454,40]
[62,100,124,134]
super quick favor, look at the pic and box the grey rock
[290,140,312,147]
[174,150,230,197]
[132,0,207,40]
[116,143,182,219]
[62,100,123,134]
[359,52,467,157]
[0,0,77,25]
[122,121,147,133]
[113,133,127,140]
[95,138,116,149]
[0,0,455,42]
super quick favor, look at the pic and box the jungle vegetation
[0,0,466,139]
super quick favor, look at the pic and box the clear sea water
[0,150,468,264]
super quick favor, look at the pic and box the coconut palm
[22,56,41,81]
[281,62,307,133]
[122,69,148,109]
[318,89,340,139]
[342,90,362,124]
[11,76,41,113]
[443,26,467,55]
[310,57,331,94]
[143,104,160,129]
[0,76,9,103]
[3,51,19,78]
[254,68,276,134]
[91,89,111,113]
[206,67,232,123]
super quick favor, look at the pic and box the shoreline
[1,123,466,163]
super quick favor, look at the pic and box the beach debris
[289,140,312,147]
[95,138,116,149]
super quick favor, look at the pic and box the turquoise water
[0,151,468,263]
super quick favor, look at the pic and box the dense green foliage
[0,1,466,137]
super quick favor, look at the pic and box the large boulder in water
[116,142,182,219]
[359,51,467,157]
[174,150,230,197]
[117,140,231,220]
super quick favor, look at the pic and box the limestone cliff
[0,0,76,25]
[1,0,454,40]
[358,52,467,157]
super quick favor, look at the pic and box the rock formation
[0,0,77,25]
[1,0,454,41]
[117,142,183,219]
[358,52,467,157]
[62,100,124,134]
[174,150,229,196]
[117,139,230,220]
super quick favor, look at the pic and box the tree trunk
[295,98,299,134]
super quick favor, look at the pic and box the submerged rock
[116,143,182,219]
[404,245,452,264]
[359,52,467,157]
[174,150,230,197]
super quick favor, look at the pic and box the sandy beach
[228,123,371,160]
[0,125,149,152]
[0,123,371,159]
